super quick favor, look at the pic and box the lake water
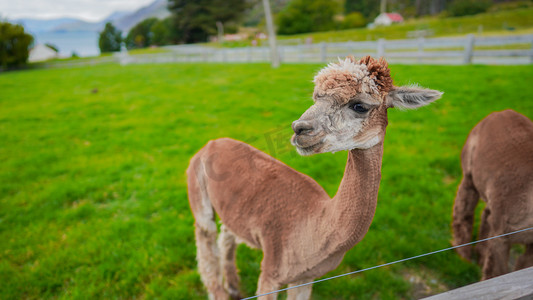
[33,31,101,58]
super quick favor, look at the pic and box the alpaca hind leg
[195,225,228,299]
[515,243,533,271]
[188,160,227,300]
[452,175,480,260]
[286,280,313,300]
[476,207,491,265]
[218,224,241,299]
[481,238,510,280]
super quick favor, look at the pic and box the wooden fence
[46,33,533,68]
[118,33,533,65]
[423,266,533,300]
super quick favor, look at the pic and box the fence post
[417,37,425,63]
[463,34,475,64]
[377,38,385,58]
[320,42,327,62]
[530,36,533,64]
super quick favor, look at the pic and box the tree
[98,22,122,53]
[345,0,380,20]
[449,0,490,16]
[125,18,158,49]
[151,18,173,46]
[0,21,34,70]
[168,0,249,43]
[276,0,340,35]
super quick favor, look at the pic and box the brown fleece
[313,55,393,105]
[452,109,533,280]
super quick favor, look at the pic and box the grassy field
[216,7,533,48]
[1,62,532,299]
[278,7,533,43]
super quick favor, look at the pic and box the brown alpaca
[187,56,442,299]
[452,109,533,280]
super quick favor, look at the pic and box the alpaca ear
[387,85,443,109]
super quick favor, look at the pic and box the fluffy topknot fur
[357,56,393,93]
[313,55,393,105]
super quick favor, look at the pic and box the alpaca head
[291,56,443,155]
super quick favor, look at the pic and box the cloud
[0,0,155,21]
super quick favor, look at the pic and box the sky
[0,0,156,21]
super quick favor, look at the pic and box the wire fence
[242,226,533,299]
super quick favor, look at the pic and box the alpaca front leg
[256,274,280,300]
[481,238,510,280]
[286,280,313,300]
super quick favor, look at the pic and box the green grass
[1,62,532,299]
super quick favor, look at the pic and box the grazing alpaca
[452,109,533,280]
[187,56,442,300]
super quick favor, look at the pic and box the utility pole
[216,21,224,43]
[380,0,387,13]
[262,0,280,68]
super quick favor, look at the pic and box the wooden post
[417,37,425,63]
[203,49,209,62]
[463,34,475,64]
[530,36,533,64]
[262,0,280,68]
[320,42,327,62]
[377,38,385,58]
[423,266,533,300]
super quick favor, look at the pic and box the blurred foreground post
[262,0,280,68]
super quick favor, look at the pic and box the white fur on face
[320,103,381,152]
[295,100,382,155]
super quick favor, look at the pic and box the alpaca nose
[292,120,314,135]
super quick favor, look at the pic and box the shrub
[339,12,367,30]
[448,0,491,17]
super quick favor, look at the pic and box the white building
[29,44,59,62]
[374,13,404,26]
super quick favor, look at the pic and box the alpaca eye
[352,103,369,113]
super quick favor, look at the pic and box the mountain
[112,0,170,32]
[51,0,170,33]
[14,17,81,33]
[51,19,103,32]
[103,11,132,23]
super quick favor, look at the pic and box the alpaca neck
[329,142,384,251]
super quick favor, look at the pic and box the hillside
[276,8,533,43]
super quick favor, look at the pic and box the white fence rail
[47,34,533,68]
